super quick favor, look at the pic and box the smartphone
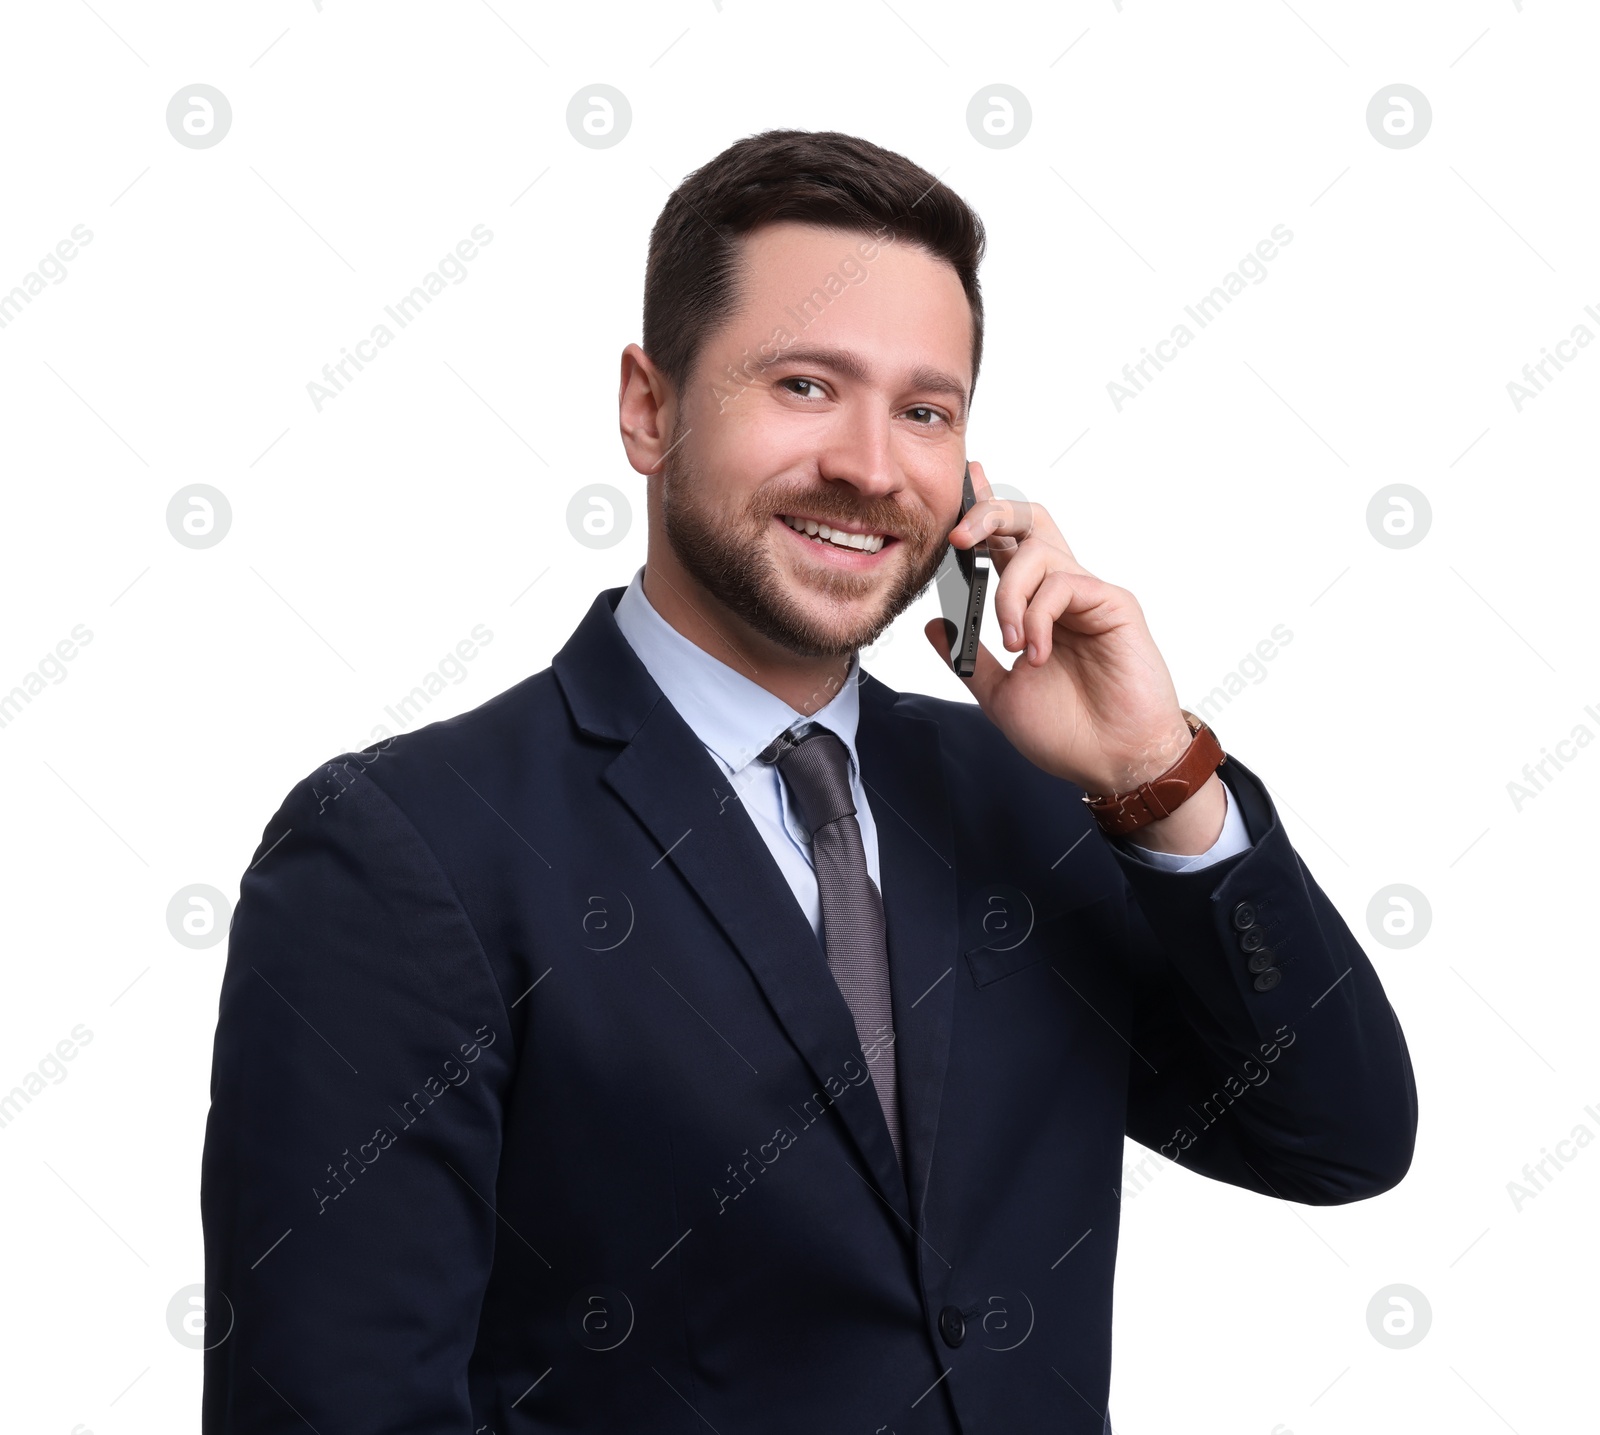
[933,463,991,678]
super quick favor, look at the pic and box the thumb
[923,618,1006,710]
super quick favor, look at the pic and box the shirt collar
[612,567,864,780]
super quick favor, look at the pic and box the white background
[1,1,1594,1431]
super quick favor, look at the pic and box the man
[202,129,1417,1434]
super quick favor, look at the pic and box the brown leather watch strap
[1082,711,1226,836]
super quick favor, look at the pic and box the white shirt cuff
[1114,778,1251,872]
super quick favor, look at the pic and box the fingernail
[1025,642,1037,663]
[1003,623,1018,648]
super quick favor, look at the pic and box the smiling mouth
[778,513,890,555]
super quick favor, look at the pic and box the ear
[619,343,678,478]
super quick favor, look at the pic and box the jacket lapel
[553,591,914,1226]
[854,675,959,1230]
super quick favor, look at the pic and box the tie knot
[764,727,856,834]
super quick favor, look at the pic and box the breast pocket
[963,890,1121,988]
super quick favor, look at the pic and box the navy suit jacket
[202,586,1418,1434]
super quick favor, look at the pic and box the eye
[779,376,827,400]
[904,405,948,427]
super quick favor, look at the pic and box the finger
[1020,569,1126,666]
[923,618,1006,709]
[953,466,1084,575]
[990,520,1106,651]
[991,537,1071,653]
[948,461,1027,554]
[962,462,1022,572]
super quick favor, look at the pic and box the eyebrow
[768,345,970,421]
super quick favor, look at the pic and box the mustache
[754,484,941,545]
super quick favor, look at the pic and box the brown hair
[642,129,987,408]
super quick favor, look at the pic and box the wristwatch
[1081,710,1225,836]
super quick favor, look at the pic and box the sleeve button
[1252,968,1281,992]
[1247,950,1276,974]
[1230,900,1258,932]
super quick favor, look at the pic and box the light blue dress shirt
[612,568,1249,940]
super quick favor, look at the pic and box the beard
[659,436,950,660]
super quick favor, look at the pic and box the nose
[815,408,901,501]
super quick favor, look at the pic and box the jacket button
[938,1304,966,1348]
[1252,968,1282,992]
[1238,927,1267,953]
[1231,900,1258,932]
[1246,949,1276,974]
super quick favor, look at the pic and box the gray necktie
[763,726,903,1168]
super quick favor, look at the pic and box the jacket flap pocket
[963,890,1118,988]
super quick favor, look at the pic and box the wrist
[1122,771,1227,855]
[1097,717,1195,793]
[1082,710,1226,839]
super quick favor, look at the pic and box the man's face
[657,221,972,658]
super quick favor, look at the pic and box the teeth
[781,514,885,554]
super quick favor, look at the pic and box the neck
[640,551,854,718]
